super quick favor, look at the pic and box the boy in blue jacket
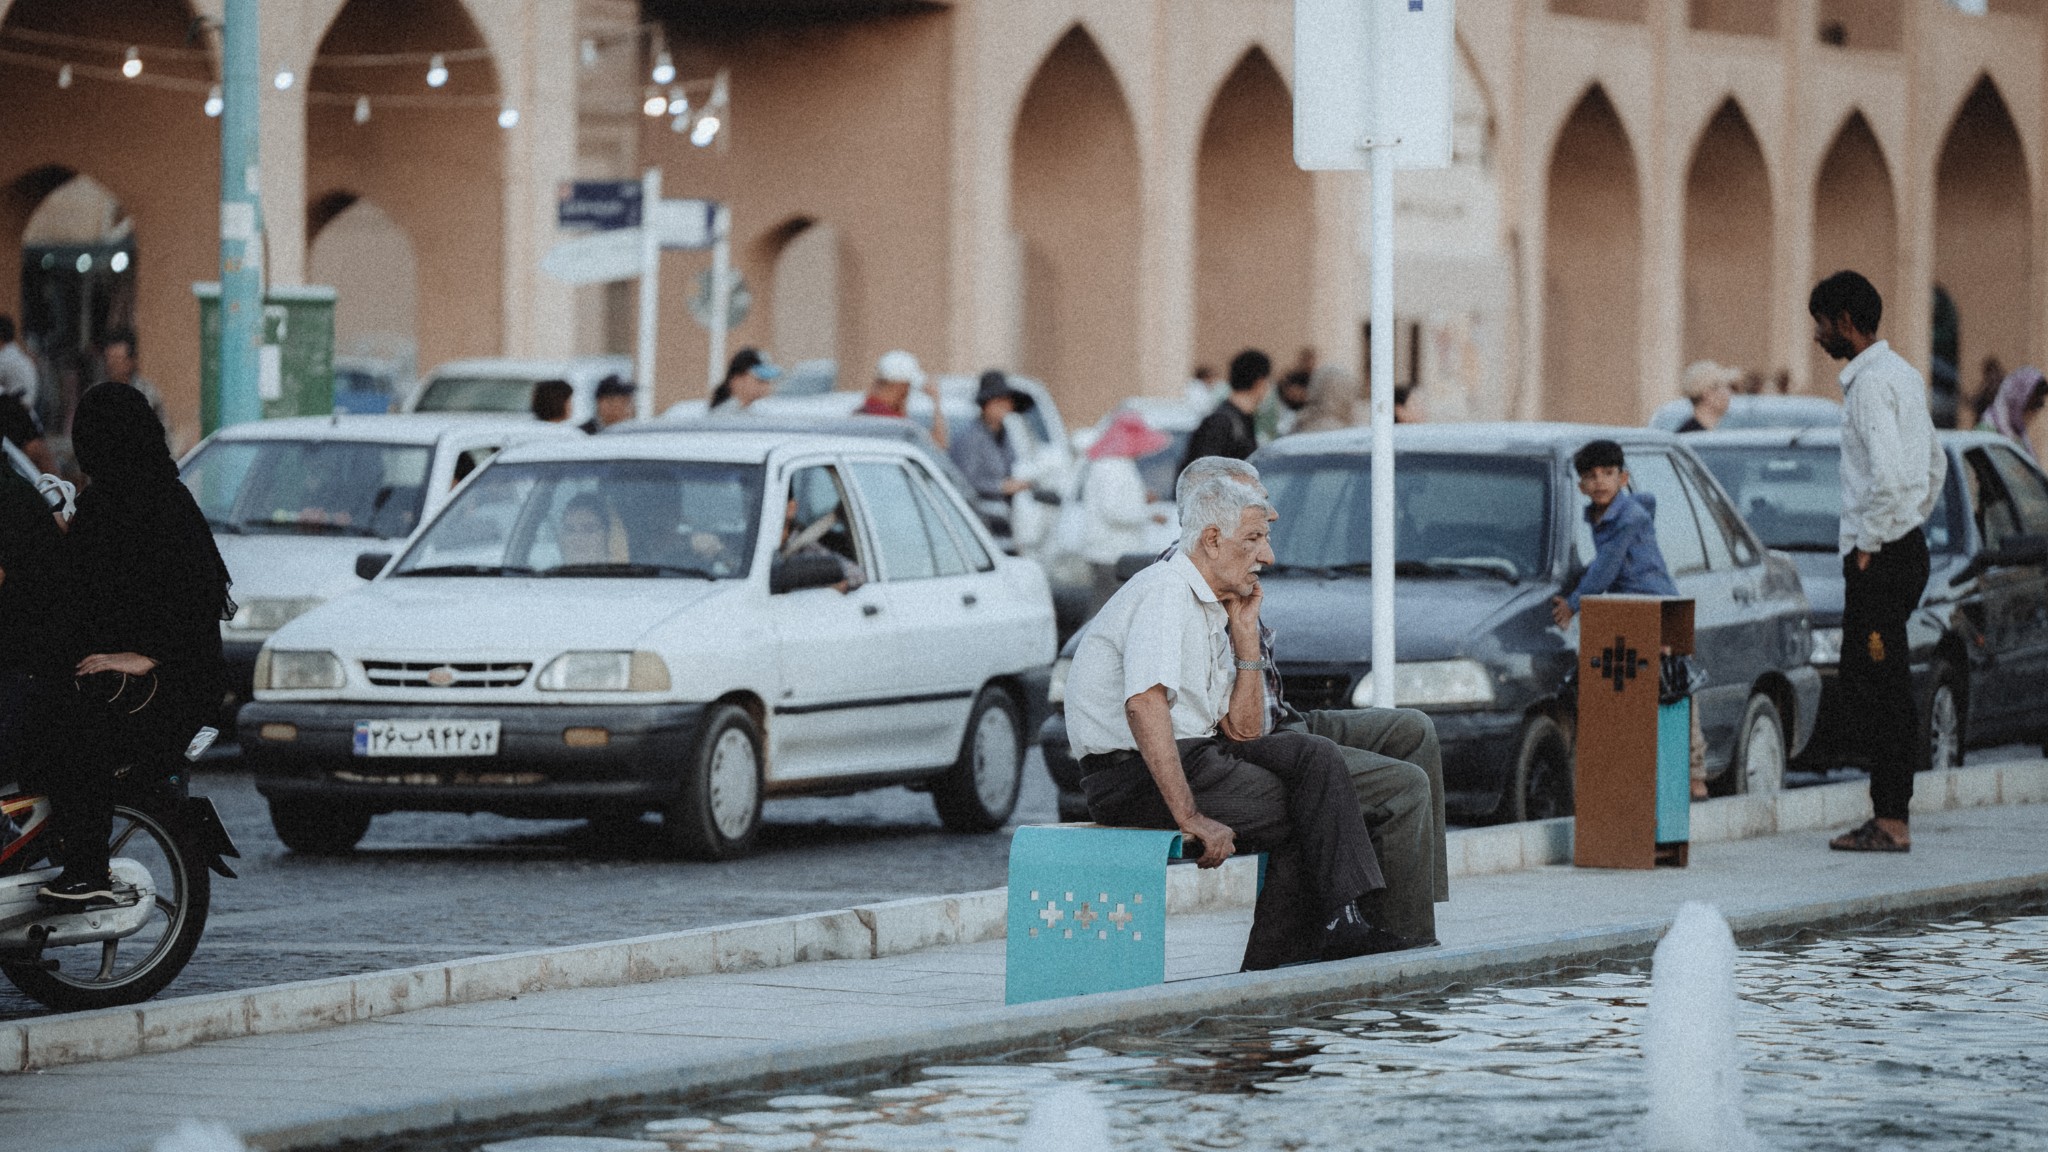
[1551,439,1707,797]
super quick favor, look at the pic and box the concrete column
[1135,1,1193,400]
[1507,3,1540,422]
[1310,171,1363,382]
[1639,0,1685,419]
[499,0,575,360]
[1780,0,1818,395]
[950,5,1018,377]
[1896,0,1933,372]
[261,0,309,287]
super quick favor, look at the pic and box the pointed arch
[1809,111,1898,394]
[1683,99,1773,373]
[1010,25,1140,423]
[309,195,418,371]
[1544,85,1641,423]
[0,0,215,444]
[1935,75,2035,389]
[307,0,502,374]
[1194,47,1312,387]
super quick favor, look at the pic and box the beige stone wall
[3,0,2043,441]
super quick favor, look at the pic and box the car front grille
[1280,673,1354,712]
[361,661,532,689]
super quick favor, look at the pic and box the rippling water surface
[415,910,2048,1152]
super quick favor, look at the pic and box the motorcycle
[0,727,240,1012]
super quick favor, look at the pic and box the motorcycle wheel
[1,802,211,1012]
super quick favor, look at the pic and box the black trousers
[1081,730,1384,970]
[22,675,207,879]
[1839,528,1930,821]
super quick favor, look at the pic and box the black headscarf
[66,383,232,674]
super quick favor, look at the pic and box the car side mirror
[771,551,847,595]
[355,552,393,581]
[1030,487,1062,507]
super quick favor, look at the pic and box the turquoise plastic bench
[1004,824,1267,1005]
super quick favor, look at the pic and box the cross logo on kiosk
[1589,637,1649,693]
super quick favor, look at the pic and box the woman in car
[1980,366,2047,463]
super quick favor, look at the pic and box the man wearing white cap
[859,349,947,450]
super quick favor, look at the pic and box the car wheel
[268,798,371,855]
[1919,660,1965,773]
[1502,715,1572,824]
[933,688,1024,833]
[1731,693,1786,796]
[664,704,763,861]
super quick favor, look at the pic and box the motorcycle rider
[30,382,232,908]
[0,457,66,817]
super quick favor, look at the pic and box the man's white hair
[1178,474,1273,554]
[1175,456,1261,515]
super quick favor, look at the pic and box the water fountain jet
[1644,901,1757,1152]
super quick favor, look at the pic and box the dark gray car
[1690,427,2048,772]
[1039,423,1822,824]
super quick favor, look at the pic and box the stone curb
[233,866,2048,1152]
[4,760,2040,1074]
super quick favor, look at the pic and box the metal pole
[215,0,263,431]
[708,203,731,397]
[1367,142,1397,709]
[634,167,660,420]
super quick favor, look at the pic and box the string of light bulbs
[0,18,723,142]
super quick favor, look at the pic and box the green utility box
[195,282,337,434]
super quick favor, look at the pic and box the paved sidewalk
[7,802,2045,1152]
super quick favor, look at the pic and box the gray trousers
[1081,730,1384,971]
[1288,707,1448,941]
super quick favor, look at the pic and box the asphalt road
[0,751,1060,1020]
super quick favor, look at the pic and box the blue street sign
[557,180,643,230]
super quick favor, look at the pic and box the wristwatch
[1233,657,1270,671]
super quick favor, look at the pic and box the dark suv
[1040,424,1821,823]
[1691,428,2048,772]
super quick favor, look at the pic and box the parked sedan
[1648,395,1842,432]
[239,431,1056,858]
[1691,428,2048,771]
[1040,424,1821,824]
[179,414,574,727]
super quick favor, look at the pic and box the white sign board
[540,197,720,284]
[1294,0,1455,171]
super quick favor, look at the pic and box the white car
[404,356,633,425]
[238,430,1058,859]
[178,414,578,721]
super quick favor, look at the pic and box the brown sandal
[1829,819,1910,853]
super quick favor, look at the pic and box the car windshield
[1694,443,1958,554]
[1260,453,1550,582]
[413,375,539,414]
[181,439,432,539]
[394,458,765,579]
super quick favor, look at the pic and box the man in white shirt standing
[1809,270,1947,853]
[1066,473,1422,969]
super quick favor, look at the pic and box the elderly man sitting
[1066,474,1425,969]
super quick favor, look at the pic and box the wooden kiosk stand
[1574,596,1695,869]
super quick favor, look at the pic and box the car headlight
[1352,659,1497,710]
[1047,656,1071,706]
[1810,627,1842,667]
[537,651,671,692]
[227,597,323,633]
[259,649,345,691]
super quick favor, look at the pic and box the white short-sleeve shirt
[1065,551,1236,758]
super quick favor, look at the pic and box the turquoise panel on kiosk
[1656,699,1692,844]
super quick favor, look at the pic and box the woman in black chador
[34,382,231,908]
